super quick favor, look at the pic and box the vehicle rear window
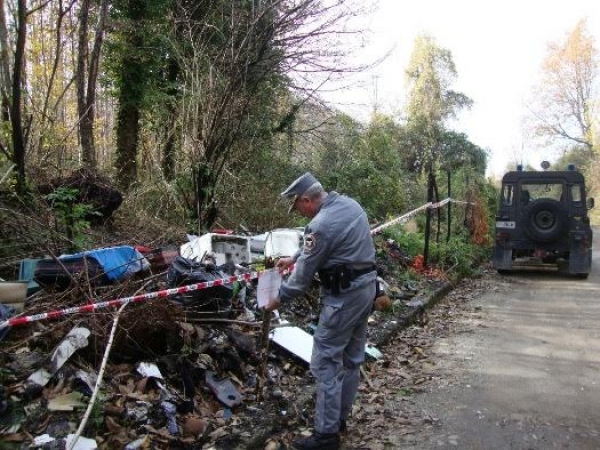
[520,181,563,202]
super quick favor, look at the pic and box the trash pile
[0,230,443,449]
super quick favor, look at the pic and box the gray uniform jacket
[279,191,375,303]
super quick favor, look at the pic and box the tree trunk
[423,169,434,267]
[77,0,109,169]
[114,0,147,189]
[76,0,93,167]
[12,0,27,195]
[162,57,179,181]
[0,0,11,123]
[115,101,140,189]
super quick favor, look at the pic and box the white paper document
[257,268,282,307]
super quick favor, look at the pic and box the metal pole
[447,171,451,242]
[424,169,434,267]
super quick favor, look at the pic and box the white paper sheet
[257,269,282,308]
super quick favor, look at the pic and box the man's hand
[264,297,281,312]
[276,256,294,271]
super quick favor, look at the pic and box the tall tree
[0,0,11,123]
[11,0,27,195]
[403,34,473,173]
[111,0,153,189]
[76,0,110,169]
[439,130,487,176]
[527,19,599,157]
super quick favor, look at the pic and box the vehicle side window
[571,184,583,204]
[501,184,514,206]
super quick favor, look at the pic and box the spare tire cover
[523,199,568,242]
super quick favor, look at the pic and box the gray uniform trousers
[311,271,376,434]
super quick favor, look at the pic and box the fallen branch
[360,365,374,389]
[68,280,154,450]
[68,301,127,450]
[256,309,272,401]
[186,318,264,327]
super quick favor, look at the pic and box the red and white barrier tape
[370,203,432,234]
[370,197,468,234]
[0,271,259,330]
[2,197,469,330]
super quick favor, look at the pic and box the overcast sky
[321,0,600,178]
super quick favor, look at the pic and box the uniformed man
[265,172,377,450]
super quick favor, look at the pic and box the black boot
[292,431,340,450]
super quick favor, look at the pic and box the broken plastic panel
[270,326,313,364]
[270,326,383,364]
[27,327,90,388]
[161,401,179,435]
[205,371,242,408]
[181,233,252,266]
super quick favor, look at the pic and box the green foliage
[553,146,591,172]
[439,130,488,175]
[83,395,106,436]
[428,236,489,280]
[380,223,490,282]
[313,114,417,221]
[43,187,98,251]
[397,387,413,397]
[381,227,424,258]
[405,34,473,123]
[403,34,473,173]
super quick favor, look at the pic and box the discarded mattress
[34,246,149,289]
[34,256,110,289]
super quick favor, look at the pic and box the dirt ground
[330,272,496,450]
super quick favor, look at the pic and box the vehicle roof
[501,170,586,183]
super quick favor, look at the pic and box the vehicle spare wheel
[523,199,568,242]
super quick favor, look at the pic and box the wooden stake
[256,308,272,401]
[360,365,374,389]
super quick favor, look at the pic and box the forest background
[0,0,598,268]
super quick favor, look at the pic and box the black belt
[351,265,376,278]
[318,264,376,295]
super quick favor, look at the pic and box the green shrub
[428,236,490,280]
[43,187,98,251]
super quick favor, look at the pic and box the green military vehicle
[493,161,594,278]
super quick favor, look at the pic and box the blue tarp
[61,246,149,281]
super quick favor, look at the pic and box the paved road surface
[406,238,600,449]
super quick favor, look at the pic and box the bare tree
[526,19,599,157]
[174,0,369,231]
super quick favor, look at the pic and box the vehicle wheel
[523,199,568,243]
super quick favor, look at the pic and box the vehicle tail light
[495,232,510,242]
